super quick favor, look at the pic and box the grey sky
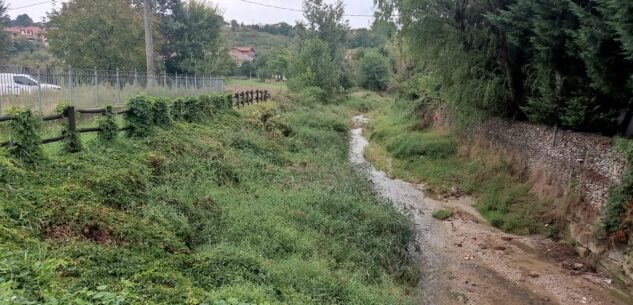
[6,0,376,28]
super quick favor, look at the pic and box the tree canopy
[13,14,34,27]
[376,0,633,134]
[0,0,9,59]
[160,0,232,75]
[48,0,147,71]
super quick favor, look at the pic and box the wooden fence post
[234,93,240,108]
[250,90,254,104]
[240,92,245,107]
[66,106,77,134]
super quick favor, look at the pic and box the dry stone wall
[477,118,628,210]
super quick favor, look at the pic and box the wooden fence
[0,89,271,148]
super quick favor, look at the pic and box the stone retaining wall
[476,118,627,210]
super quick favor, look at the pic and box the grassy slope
[0,96,418,304]
[224,29,293,56]
[361,93,562,237]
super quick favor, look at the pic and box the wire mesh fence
[0,65,224,114]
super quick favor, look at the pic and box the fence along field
[0,65,225,114]
[0,89,271,161]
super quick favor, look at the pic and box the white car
[0,73,62,95]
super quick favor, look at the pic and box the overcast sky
[6,0,376,28]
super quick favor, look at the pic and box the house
[230,47,256,64]
[2,26,48,47]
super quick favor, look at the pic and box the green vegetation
[359,51,391,91]
[431,209,453,221]
[0,0,9,60]
[376,0,633,134]
[364,96,558,236]
[224,28,293,57]
[287,0,350,102]
[601,138,633,234]
[46,0,232,74]
[0,92,419,303]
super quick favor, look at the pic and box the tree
[288,38,339,101]
[47,0,147,70]
[13,14,34,26]
[359,50,391,91]
[302,0,348,59]
[376,0,633,134]
[160,0,233,75]
[0,0,9,59]
[289,0,349,97]
[264,48,291,80]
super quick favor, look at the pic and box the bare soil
[350,115,632,305]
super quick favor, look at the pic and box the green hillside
[224,28,294,56]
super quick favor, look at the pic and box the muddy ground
[350,115,632,305]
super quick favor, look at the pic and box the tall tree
[13,14,34,27]
[0,0,9,60]
[160,0,232,75]
[302,0,349,59]
[47,0,147,71]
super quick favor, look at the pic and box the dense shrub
[152,97,172,128]
[97,106,119,141]
[359,51,391,91]
[126,95,154,137]
[5,108,43,164]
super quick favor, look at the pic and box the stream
[348,115,631,305]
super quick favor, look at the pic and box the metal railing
[0,65,224,114]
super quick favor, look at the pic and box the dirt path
[350,115,631,305]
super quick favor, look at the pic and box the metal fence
[0,66,224,114]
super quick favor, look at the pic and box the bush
[432,209,453,220]
[126,95,154,138]
[288,38,338,102]
[5,108,43,164]
[152,97,172,128]
[171,97,186,121]
[359,51,391,91]
[97,106,119,141]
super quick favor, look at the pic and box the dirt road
[350,115,631,305]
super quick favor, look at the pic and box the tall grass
[0,96,418,304]
[363,96,560,237]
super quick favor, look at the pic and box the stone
[575,246,591,258]
[493,246,506,251]
[528,271,540,278]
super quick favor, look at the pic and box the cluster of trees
[230,21,298,38]
[376,0,633,134]
[285,0,353,102]
[43,0,232,75]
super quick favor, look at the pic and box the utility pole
[144,0,155,80]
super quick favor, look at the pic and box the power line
[237,0,375,17]
[7,0,53,11]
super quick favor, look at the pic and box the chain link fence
[0,66,224,114]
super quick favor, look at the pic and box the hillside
[224,28,294,56]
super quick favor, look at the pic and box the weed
[125,95,154,138]
[0,91,418,304]
[432,209,454,220]
[5,108,43,164]
[97,106,119,141]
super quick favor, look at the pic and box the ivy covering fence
[0,90,271,164]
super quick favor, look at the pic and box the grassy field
[360,93,564,237]
[0,92,419,304]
